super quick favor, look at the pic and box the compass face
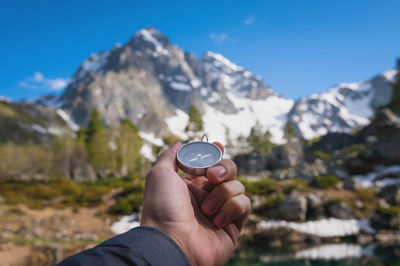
[177,142,222,174]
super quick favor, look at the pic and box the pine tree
[85,109,111,177]
[247,121,274,155]
[388,58,400,115]
[284,121,297,142]
[115,119,143,176]
[186,105,204,132]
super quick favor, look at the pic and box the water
[227,243,400,265]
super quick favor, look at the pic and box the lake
[227,243,400,265]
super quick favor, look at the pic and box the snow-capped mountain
[287,70,396,139]
[32,26,396,145]
[35,26,292,144]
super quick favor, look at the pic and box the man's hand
[141,142,251,266]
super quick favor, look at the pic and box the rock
[378,199,390,208]
[306,192,325,220]
[379,184,400,206]
[267,140,305,170]
[308,132,357,155]
[371,213,400,230]
[343,177,362,190]
[325,201,355,219]
[298,159,328,181]
[274,192,307,221]
[354,199,364,209]
[359,108,400,162]
[233,152,268,174]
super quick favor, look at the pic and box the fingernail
[203,197,217,213]
[210,165,226,178]
[214,212,226,227]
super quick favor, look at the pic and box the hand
[141,142,251,266]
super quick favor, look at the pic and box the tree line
[0,110,144,181]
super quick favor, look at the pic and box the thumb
[154,141,182,172]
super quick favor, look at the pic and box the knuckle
[235,181,245,193]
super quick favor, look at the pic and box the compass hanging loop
[176,136,222,176]
[201,134,208,142]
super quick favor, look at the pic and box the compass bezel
[177,141,222,176]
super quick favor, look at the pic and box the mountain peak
[202,51,243,73]
[131,26,170,55]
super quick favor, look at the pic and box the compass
[177,138,222,176]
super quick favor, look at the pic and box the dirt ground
[0,202,117,265]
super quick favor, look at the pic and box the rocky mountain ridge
[30,26,396,144]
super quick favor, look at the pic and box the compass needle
[177,141,222,176]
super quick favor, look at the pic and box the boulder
[233,152,268,174]
[325,201,355,219]
[308,132,357,155]
[371,213,400,230]
[306,192,325,220]
[267,140,305,170]
[379,184,400,206]
[273,192,307,221]
[359,109,400,163]
[343,177,362,190]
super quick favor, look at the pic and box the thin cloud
[209,33,228,44]
[18,72,70,91]
[244,14,256,25]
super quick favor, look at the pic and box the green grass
[312,175,340,189]
[0,176,145,211]
[259,194,285,210]
[239,178,280,195]
[313,150,332,161]
[376,206,400,218]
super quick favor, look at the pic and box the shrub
[283,178,308,193]
[313,150,332,161]
[376,206,400,218]
[259,194,285,210]
[313,175,340,189]
[239,178,279,195]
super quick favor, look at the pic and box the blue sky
[1,0,399,101]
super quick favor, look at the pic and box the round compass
[177,141,222,176]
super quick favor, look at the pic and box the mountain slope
[31,26,395,145]
[38,26,292,144]
[287,70,396,139]
[0,98,73,144]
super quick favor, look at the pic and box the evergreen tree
[85,109,111,177]
[284,121,297,142]
[388,58,400,115]
[186,105,204,132]
[115,119,143,176]
[247,121,274,155]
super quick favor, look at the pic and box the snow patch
[76,51,110,80]
[354,165,400,188]
[259,218,375,237]
[382,69,397,81]
[202,94,294,144]
[140,144,155,161]
[170,81,192,91]
[136,28,169,56]
[139,131,164,146]
[111,213,140,234]
[165,109,189,139]
[57,109,80,131]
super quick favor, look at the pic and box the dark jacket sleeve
[57,226,191,266]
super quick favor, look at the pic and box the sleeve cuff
[99,226,192,266]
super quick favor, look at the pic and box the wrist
[141,219,197,265]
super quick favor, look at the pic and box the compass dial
[177,142,222,175]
